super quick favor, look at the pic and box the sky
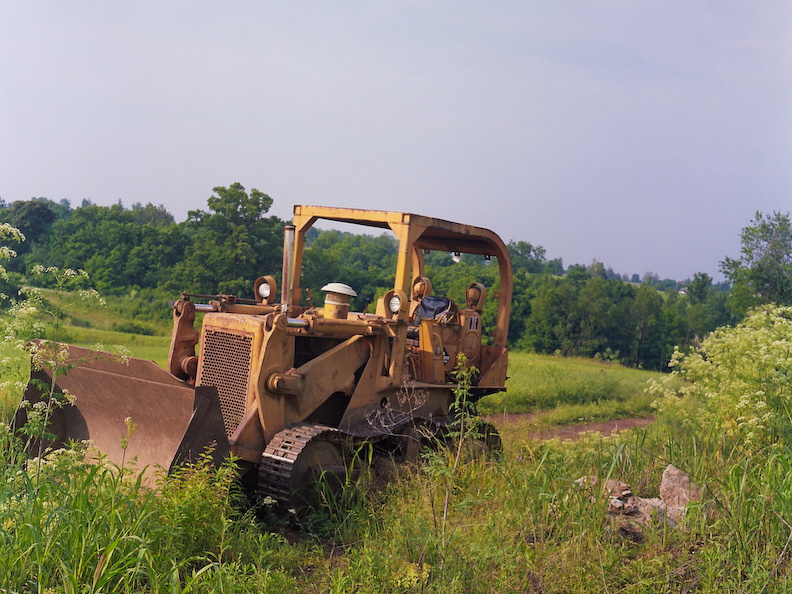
[1,2,791,282]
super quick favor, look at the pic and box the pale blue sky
[2,2,790,281]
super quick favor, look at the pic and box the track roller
[258,423,347,508]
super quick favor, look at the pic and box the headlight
[388,294,402,313]
[254,275,277,304]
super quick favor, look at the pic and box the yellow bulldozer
[16,205,512,505]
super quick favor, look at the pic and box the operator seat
[409,275,433,321]
[409,275,456,324]
[407,275,457,342]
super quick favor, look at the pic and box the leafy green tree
[684,272,732,341]
[169,183,284,296]
[27,203,186,294]
[520,276,580,355]
[587,259,607,279]
[721,211,792,317]
[571,277,637,360]
[544,258,564,276]
[507,268,539,344]
[633,284,664,369]
[301,230,397,310]
[565,264,591,287]
[507,241,546,274]
[518,269,716,370]
[687,272,713,305]
[129,202,174,226]
[5,200,56,246]
[2,200,59,273]
[659,291,690,361]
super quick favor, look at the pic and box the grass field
[44,325,172,367]
[479,352,674,429]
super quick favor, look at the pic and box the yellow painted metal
[274,335,371,420]
[249,313,293,448]
[417,320,446,383]
[290,205,513,352]
[19,203,514,490]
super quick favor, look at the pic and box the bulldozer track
[257,422,344,505]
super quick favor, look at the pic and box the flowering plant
[650,305,792,452]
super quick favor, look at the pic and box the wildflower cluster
[0,223,24,286]
[650,304,792,451]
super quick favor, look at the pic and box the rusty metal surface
[16,342,228,481]
[257,422,340,504]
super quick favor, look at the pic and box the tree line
[1,184,790,372]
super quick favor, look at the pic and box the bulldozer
[16,205,512,505]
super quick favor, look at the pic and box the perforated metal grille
[198,329,253,437]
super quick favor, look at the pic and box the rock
[659,464,701,524]
[574,476,632,498]
[612,517,646,543]
[574,465,700,538]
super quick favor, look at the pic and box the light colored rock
[575,466,701,538]
[659,464,701,524]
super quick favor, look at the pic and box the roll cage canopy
[290,205,513,352]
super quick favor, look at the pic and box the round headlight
[258,283,271,299]
[388,295,401,314]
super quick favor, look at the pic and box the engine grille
[198,329,253,437]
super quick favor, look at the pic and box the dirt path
[485,413,655,441]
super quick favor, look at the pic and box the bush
[650,304,792,453]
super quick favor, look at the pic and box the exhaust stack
[281,225,295,314]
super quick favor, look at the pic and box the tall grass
[4,387,792,591]
[3,366,792,591]
[0,434,311,592]
[321,416,792,592]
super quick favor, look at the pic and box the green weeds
[3,345,792,591]
[0,438,310,592]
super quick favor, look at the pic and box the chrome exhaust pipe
[281,225,295,314]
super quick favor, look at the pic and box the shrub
[650,304,792,453]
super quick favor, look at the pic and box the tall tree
[633,284,664,369]
[687,272,713,304]
[4,200,57,265]
[170,183,284,296]
[507,240,546,274]
[27,203,187,293]
[301,229,397,310]
[721,211,792,316]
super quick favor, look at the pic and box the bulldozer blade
[14,342,229,481]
